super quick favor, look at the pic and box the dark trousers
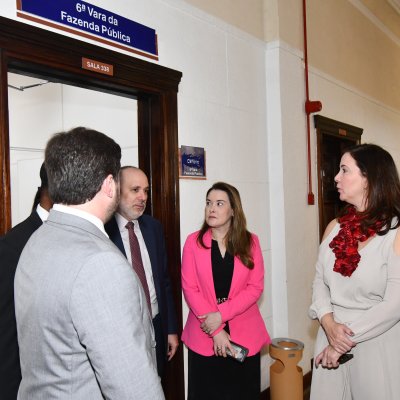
[153,313,165,377]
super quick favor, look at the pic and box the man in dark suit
[0,163,52,400]
[105,166,179,377]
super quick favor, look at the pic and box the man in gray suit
[14,127,164,400]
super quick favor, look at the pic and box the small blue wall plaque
[180,146,206,178]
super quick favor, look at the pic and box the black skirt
[187,348,260,400]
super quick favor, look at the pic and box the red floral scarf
[329,207,383,277]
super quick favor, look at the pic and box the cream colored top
[309,221,400,343]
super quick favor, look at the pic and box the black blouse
[211,240,234,334]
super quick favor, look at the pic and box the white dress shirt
[53,204,108,237]
[115,213,159,318]
[36,204,50,222]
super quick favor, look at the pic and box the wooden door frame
[314,115,363,240]
[0,16,184,400]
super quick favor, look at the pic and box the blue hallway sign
[18,0,158,59]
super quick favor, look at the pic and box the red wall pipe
[303,0,322,205]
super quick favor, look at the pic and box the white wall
[8,73,137,225]
[266,40,320,372]
[171,5,272,389]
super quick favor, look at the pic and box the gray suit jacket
[15,210,164,400]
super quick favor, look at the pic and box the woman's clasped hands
[198,311,222,336]
[315,345,342,369]
[212,330,235,358]
[315,314,356,369]
[198,311,235,357]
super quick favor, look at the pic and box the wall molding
[388,0,400,15]
[266,38,400,116]
[309,65,400,117]
[348,0,400,47]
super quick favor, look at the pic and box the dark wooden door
[0,16,184,400]
[315,116,363,239]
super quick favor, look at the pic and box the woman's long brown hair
[197,182,254,269]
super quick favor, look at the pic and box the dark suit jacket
[0,211,42,400]
[105,214,178,371]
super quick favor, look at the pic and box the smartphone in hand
[225,341,249,363]
[338,353,353,364]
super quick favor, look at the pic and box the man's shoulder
[19,217,126,276]
[104,215,118,234]
[1,212,41,248]
[0,213,42,275]
[139,213,161,229]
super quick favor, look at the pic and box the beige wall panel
[184,0,265,39]
[308,0,400,111]
[361,0,400,38]
[264,0,279,42]
[276,0,303,49]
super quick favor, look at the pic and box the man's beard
[105,189,120,222]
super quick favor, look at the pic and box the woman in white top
[309,143,400,400]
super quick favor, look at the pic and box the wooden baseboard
[261,370,312,400]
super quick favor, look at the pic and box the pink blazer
[181,230,271,356]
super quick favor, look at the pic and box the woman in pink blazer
[181,182,271,400]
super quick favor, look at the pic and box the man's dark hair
[39,162,49,189]
[31,162,49,211]
[45,127,121,205]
